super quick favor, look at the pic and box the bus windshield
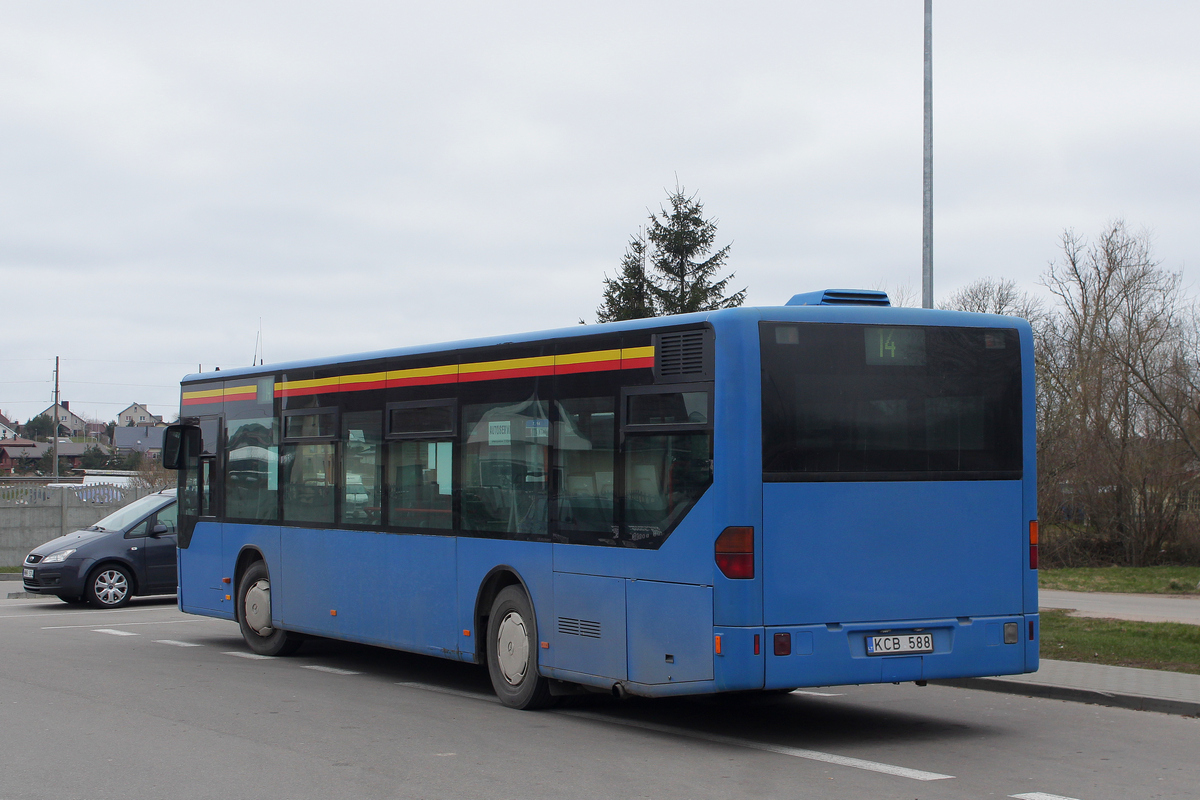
[761,322,1022,481]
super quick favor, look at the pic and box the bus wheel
[486,586,554,710]
[237,561,302,657]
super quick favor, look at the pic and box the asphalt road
[1,595,1197,800]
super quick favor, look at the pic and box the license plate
[23,568,33,579]
[866,632,933,656]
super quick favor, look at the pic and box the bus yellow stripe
[459,355,555,375]
[555,349,622,366]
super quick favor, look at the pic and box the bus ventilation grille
[785,289,891,307]
[558,617,602,639]
[656,330,707,377]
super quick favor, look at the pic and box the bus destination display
[865,327,926,366]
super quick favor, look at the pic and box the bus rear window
[761,323,1022,481]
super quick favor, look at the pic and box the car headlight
[41,548,77,563]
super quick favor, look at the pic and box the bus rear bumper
[760,614,1036,690]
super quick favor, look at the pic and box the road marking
[1,606,175,620]
[1011,794,1083,800]
[790,689,845,697]
[43,619,206,630]
[303,665,361,675]
[393,680,950,781]
[92,628,139,636]
[223,651,272,660]
[396,681,499,703]
[154,639,202,647]
[556,710,954,781]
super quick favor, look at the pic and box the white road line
[303,665,361,675]
[1,606,174,620]
[395,681,500,703]
[1011,793,1083,800]
[154,640,202,647]
[92,628,139,636]
[790,689,845,697]
[223,651,272,660]
[556,709,954,782]
[43,619,206,630]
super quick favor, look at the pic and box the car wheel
[86,565,133,609]
[237,561,302,657]
[486,585,554,710]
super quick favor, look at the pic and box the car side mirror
[151,523,169,536]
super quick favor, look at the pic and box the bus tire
[486,586,554,710]
[237,561,302,657]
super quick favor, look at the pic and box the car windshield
[88,494,173,532]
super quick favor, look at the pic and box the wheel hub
[244,579,273,635]
[495,611,530,686]
[94,570,128,606]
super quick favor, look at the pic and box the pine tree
[648,187,744,315]
[596,231,657,322]
[596,185,744,322]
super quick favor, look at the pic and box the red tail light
[715,526,754,579]
[1029,520,1039,570]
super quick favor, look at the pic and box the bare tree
[940,276,1045,322]
[1038,222,1198,565]
[129,459,174,492]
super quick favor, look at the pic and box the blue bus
[162,289,1038,709]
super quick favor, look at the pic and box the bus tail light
[715,527,754,579]
[1029,520,1039,570]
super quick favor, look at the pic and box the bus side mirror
[162,424,200,470]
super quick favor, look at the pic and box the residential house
[117,403,165,427]
[0,412,19,440]
[84,421,109,443]
[0,438,48,473]
[39,402,89,437]
[113,426,165,459]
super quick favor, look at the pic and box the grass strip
[1040,609,1200,675]
[1039,566,1200,595]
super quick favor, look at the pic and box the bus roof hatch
[785,289,891,307]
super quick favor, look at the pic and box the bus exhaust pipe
[612,682,630,700]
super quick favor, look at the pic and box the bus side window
[554,396,616,541]
[621,385,713,543]
[281,443,336,524]
[281,407,338,524]
[226,415,279,521]
[385,400,456,530]
[387,440,453,528]
[342,411,383,527]
[461,397,549,537]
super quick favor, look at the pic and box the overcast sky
[2,1,1198,426]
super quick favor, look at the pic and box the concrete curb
[933,677,1200,718]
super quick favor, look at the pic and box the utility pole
[922,0,934,309]
[52,356,59,483]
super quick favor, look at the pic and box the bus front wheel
[237,561,302,657]
[486,586,554,710]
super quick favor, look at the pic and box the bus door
[177,415,226,613]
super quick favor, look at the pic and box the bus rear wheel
[486,586,553,710]
[237,561,302,657]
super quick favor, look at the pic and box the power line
[61,381,177,389]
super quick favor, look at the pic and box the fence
[0,484,154,566]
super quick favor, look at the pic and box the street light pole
[922,0,934,309]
